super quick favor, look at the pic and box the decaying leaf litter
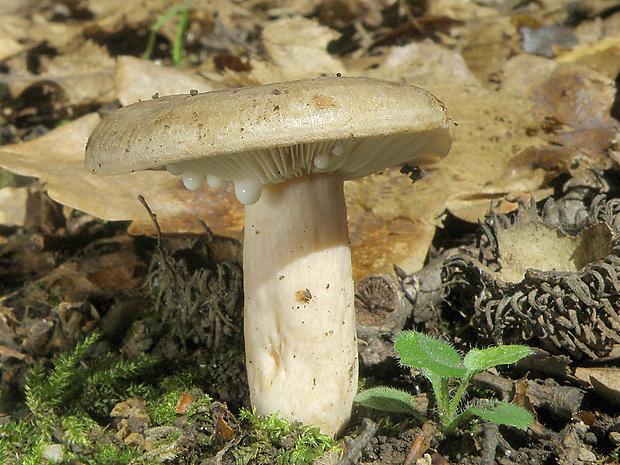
[1,0,620,463]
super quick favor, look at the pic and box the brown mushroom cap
[85,76,455,184]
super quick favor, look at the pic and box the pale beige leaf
[574,367,620,404]
[0,187,28,226]
[0,36,29,61]
[0,114,244,238]
[0,13,83,50]
[249,16,344,84]
[555,35,620,79]
[115,56,227,105]
[39,41,116,106]
[361,47,618,225]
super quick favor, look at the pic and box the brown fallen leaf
[0,11,83,50]
[0,114,244,238]
[364,45,618,225]
[556,35,620,80]
[0,36,29,61]
[461,15,519,84]
[174,394,194,414]
[87,0,255,38]
[573,366,620,404]
[35,40,116,107]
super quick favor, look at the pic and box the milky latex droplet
[183,172,205,190]
[314,153,330,169]
[207,174,226,189]
[332,143,344,156]
[234,179,262,205]
[166,164,183,175]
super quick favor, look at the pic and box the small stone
[608,431,620,445]
[125,432,145,447]
[280,434,295,449]
[578,447,597,462]
[416,453,433,465]
[42,444,64,462]
[584,432,597,445]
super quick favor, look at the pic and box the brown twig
[335,418,378,465]
[404,420,437,465]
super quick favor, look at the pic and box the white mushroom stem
[243,173,358,437]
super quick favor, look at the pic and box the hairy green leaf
[395,331,466,378]
[468,402,533,430]
[354,386,422,415]
[463,345,532,372]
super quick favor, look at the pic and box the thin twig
[480,422,499,465]
[404,420,437,465]
[138,194,179,289]
[335,418,378,465]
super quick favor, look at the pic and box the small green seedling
[355,330,533,433]
[143,2,190,66]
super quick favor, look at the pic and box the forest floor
[1,0,620,464]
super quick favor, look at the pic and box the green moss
[232,408,338,465]
[146,364,213,427]
[0,333,159,464]
[149,389,183,426]
[85,443,141,465]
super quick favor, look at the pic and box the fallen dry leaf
[363,45,618,224]
[358,42,549,225]
[556,31,620,80]
[0,36,29,61]
[0,187,28,227]
[115,56,228,105]
[574,366,620,404]
[248,16,344,84]
[0,114,244,239]
[37,40,116,107]
[1,16,618,279]
[461,15,519,84]
[0,12,83,50]
[87,0,255,45]
[315,0,387,29]
[85,0,185,34]
[347,200,435,280]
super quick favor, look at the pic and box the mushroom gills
[164,141,353,205]
[163,133,445,205]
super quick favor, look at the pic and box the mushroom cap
[85,76,455,182]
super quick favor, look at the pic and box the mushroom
[85,76,455,436]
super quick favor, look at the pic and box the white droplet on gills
[207,174,226,189]
[166,163,183,175]
[234,179,263,205]
[183,171,205,190]
[314,153,330,169]
[332,142,344,156]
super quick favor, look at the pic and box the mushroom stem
[243,173,358,437]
